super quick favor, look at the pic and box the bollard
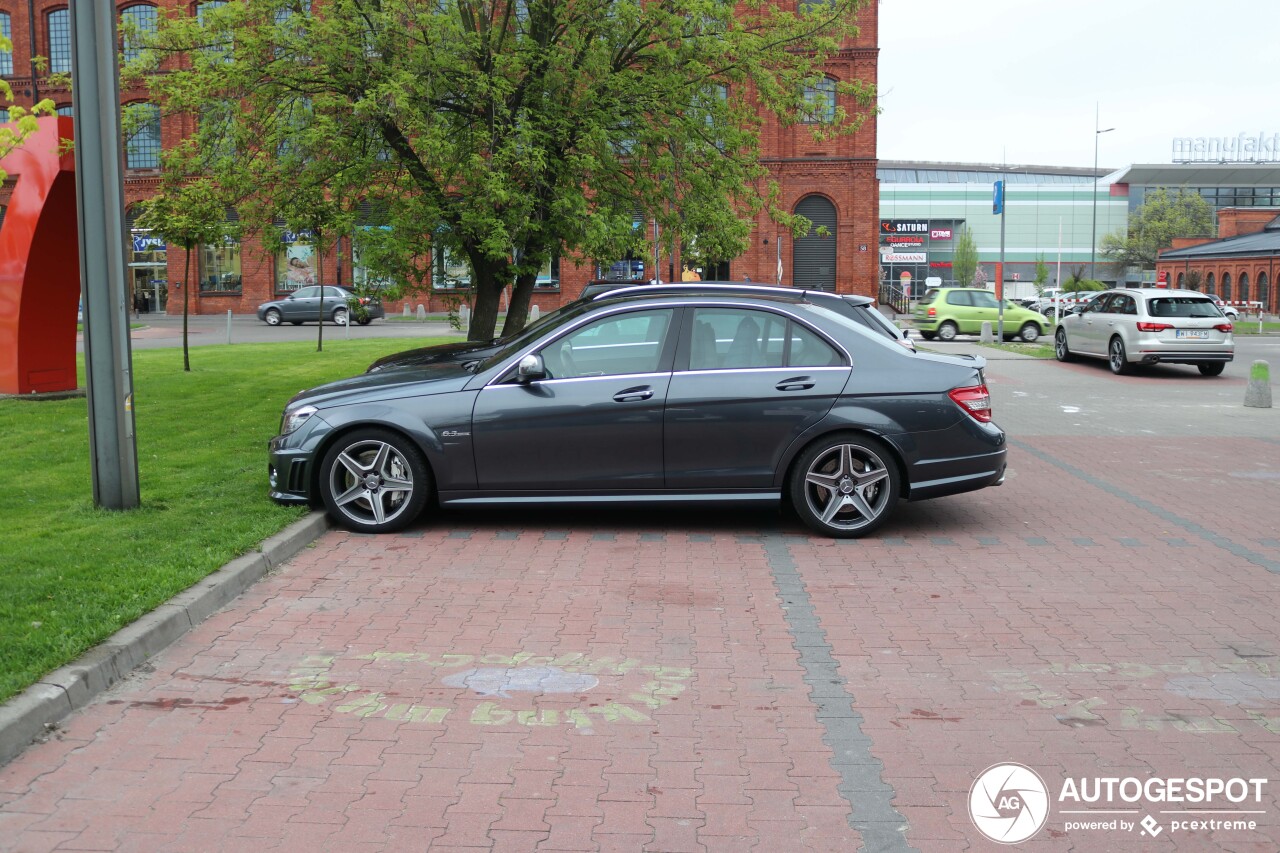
[979,320,994,343]
[403,303,412,317]
[1244,360,1272,408]
[530,304,540,322]
[226,309,232,345]
[416,304,427,321]
[459,304,470,329]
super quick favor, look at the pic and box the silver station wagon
[1054,288,1235,376]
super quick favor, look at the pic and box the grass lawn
[0,336,451,703]
[975,341,1057,358]
[1230,320,1280,335]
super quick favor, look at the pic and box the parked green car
[913,287,1051,342]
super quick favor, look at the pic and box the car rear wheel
[333,308,349,326]
[1198,363,1225,377]
[264,308,282,326]
[919,331,936,341]
[290,321,303,325]
[318,428,430,533]
[357,317,373,326]
[789,434,900,538]
[937,321,958,342]
[1054,327,1074,362]
[1019,323,1040,343]
[1108,337,1131,375]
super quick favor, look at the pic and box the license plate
[1175,330,1209,339]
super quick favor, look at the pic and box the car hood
[367,339,501,371]
[288,361,476,409]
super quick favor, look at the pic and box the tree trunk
[182,247,191,372]
[466,253,510,342]
[501,272,537,338]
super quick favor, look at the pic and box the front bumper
[267,414,331,504]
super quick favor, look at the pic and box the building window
[433,232,471,289]
[196,1,232,62]
[0,108,9,123]
[0,13,13,76]
[1205,272,1215,295]
[1257,272,1270,310]
[1221,272,1232,301]
[1238,272,1249,305]
[200,237,242,292]
[276,228,318,293]
[47,9,72,74]
[56,105,73,116]
[120,4,158,64]
[801,77,836,124]
[125,103,161,169]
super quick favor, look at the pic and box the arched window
[120,4,158,64]
[1221,272,1232,301]
[0,13,13,76]
[1238,272,1249,305]
[793,194,837,290]
[801,77,836,124]
[1205,272,1215,294]
[56,105,74,117]
[125,103,161,169]
[1176,272,1185,289]
[47,8,72,74]
[1257,272,1270,311]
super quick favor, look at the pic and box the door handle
[776,377,815,392]
[613,386,654,402]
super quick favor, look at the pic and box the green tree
[131,0,875,341]
[951,227,978,286]
[1100,188,1215,274]
[134,179,237,371]
[1184,269,1203,292]
[1033,254,1049,295]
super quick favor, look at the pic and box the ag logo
[969,763,1050,844]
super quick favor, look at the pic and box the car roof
[591,282,876,307]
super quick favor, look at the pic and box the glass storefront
[276,229,317,293]
[199,237,242,292]
[128,230,167,313]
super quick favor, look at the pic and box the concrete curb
[0,511,331,767]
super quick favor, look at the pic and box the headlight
[281,404,318,435]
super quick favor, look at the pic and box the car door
[283,286,318,321]
[967,289,1000,333]
[471,307,678,491]
[664,306,849,489]
[1075,293,1116,355]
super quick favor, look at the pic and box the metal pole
[998,179,1006,341]
[71,0,140,510]
[226,309,232,344]
[1091,106,1115,283]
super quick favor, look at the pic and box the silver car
[1054,288,1234,376]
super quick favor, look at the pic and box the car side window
[946,291,973,307]
[786,322,842,367]
[689,308,786,370]
[1086,294,1109,313]
[325,287,347,300]
[1115,295,1136,315]
[970,291,999,309]
[293,287,317,299]
[540,309,673,379]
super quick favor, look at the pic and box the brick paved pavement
[2,351,1278,851]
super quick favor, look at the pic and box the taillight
[1215,323,1233,332]
[1136,322,1172,332]
[949,384,993,423]
[927,307,937,317]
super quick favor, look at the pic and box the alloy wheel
[325,438,417,528]
[800,442,895,534]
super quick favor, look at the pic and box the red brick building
[1,1,879,317]
[1157,208,1279,312]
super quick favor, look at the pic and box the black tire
[332,307,349,326]
[789,433,901,539]
[1197,363,1225,377]
[1054,327,1074,362]
[318,428,431,533]
[264,308,282,326]
[937,321,959,342]
[1108,336,1131,375]
[1019,323,1041,343]
[919,331,937,341]
[357,317,373,326]
[290,321,303,326]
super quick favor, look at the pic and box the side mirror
[516,353,546,383]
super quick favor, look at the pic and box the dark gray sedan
[257,286,385,326]
[269,291,1005,538]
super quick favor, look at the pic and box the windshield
[474,300,595,372]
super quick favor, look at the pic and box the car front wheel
[1055,327,1074,362]
[1020,322,1041,343]
[263,308,282,326]
[1108,337,1131,375]
[937,321,959,342]
[789,434,901,538]
[318,428,430,533]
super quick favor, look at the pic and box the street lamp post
[1090,105,1115,283]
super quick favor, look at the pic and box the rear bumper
[1136,350,1233,365]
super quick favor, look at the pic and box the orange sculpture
[0,116,79,394]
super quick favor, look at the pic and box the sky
[876,0,1280,171]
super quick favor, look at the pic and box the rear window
[919,288,939,305]
[1146,297,1223,319]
